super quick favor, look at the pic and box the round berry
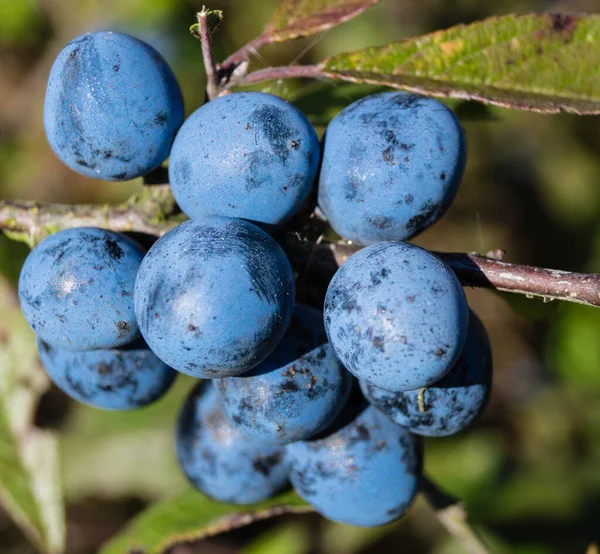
[177,382,289,504]
[286,404,421,526]
[44,31,184,180]
[361,311,492,436]
[324,241,468,392]
[37,339,176,411]
[216,305,352,444]
[169,92,320,230]
[318,92,465,244]
[19,228,144,350]
[134,217,295,378]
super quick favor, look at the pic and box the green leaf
[320,13,600,114]
[190,7,223,37]
[205,8,224,33]
[100,489,312,554]
[264,0,380,43]
[0,278,65,553]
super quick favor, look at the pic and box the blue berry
[324,241,468,392]
[361,311,492,436]
[37,339,175,410]
[318,92,465,244]
[19,228,144,350]
[169,92,320,230]
[134,217,295,378]
[286,403,421,526]
[44,31,184,181]
[177,382,289,504]
[216,305,352,444]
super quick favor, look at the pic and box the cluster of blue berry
[19,31,492,527]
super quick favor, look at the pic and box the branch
[301,242,600,308]
[0,186,179,247]
[422,476,491,554]
[436,251,600,307]
[1,195,599,308]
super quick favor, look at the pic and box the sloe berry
[324,241,468,392]
[19,227,144,350]
[286,403,422,526]
[44,31,184,180]
[177,382,289,504]
[38,339,176,411]
[169,92,320,230]
[216,305,352,443]
[318,92,465,244]
[361,311,492,436]
[134,216,295,378]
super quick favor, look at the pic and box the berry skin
[286,403,422,527]
[37,339,176,411]
[19,228,144,350]
[177,382,289,504]
[44,31,184,181]
[318,92,466,244]
[169,92,320,230]
[361,311,492,436]
[324,241,468,392]
[134,216,295,378]
[216,305,352,444]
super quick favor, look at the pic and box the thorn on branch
[485,248,506,261]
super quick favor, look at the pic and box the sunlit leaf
[100,489,312,554]
[264,0,380,43]
[320,13,600,114]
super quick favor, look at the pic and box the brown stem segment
[235,64,324,86]
[436,251,600,307]
[197,8,219,100]
[219,35,270,74]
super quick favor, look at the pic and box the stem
[436,251,600,307]
[422,476,491,554]
[302,242,600,308]
[234,64,324,86]
[219,35,270,74]
[197,8,219,100]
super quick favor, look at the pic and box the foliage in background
[0,279,64,553]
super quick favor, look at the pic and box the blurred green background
[2,0,600,552]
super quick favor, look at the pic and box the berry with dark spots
[176,382,289,504]
[361,311,492,436]
[44,31,184,181]
[169,92,320,231]
[285,403,421,526]
[37,339,176,410]
[318,92,466,244]
[216,305,352,444]
[19,227,144,350]
[134,217,295,378]
[324,241,468,392]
